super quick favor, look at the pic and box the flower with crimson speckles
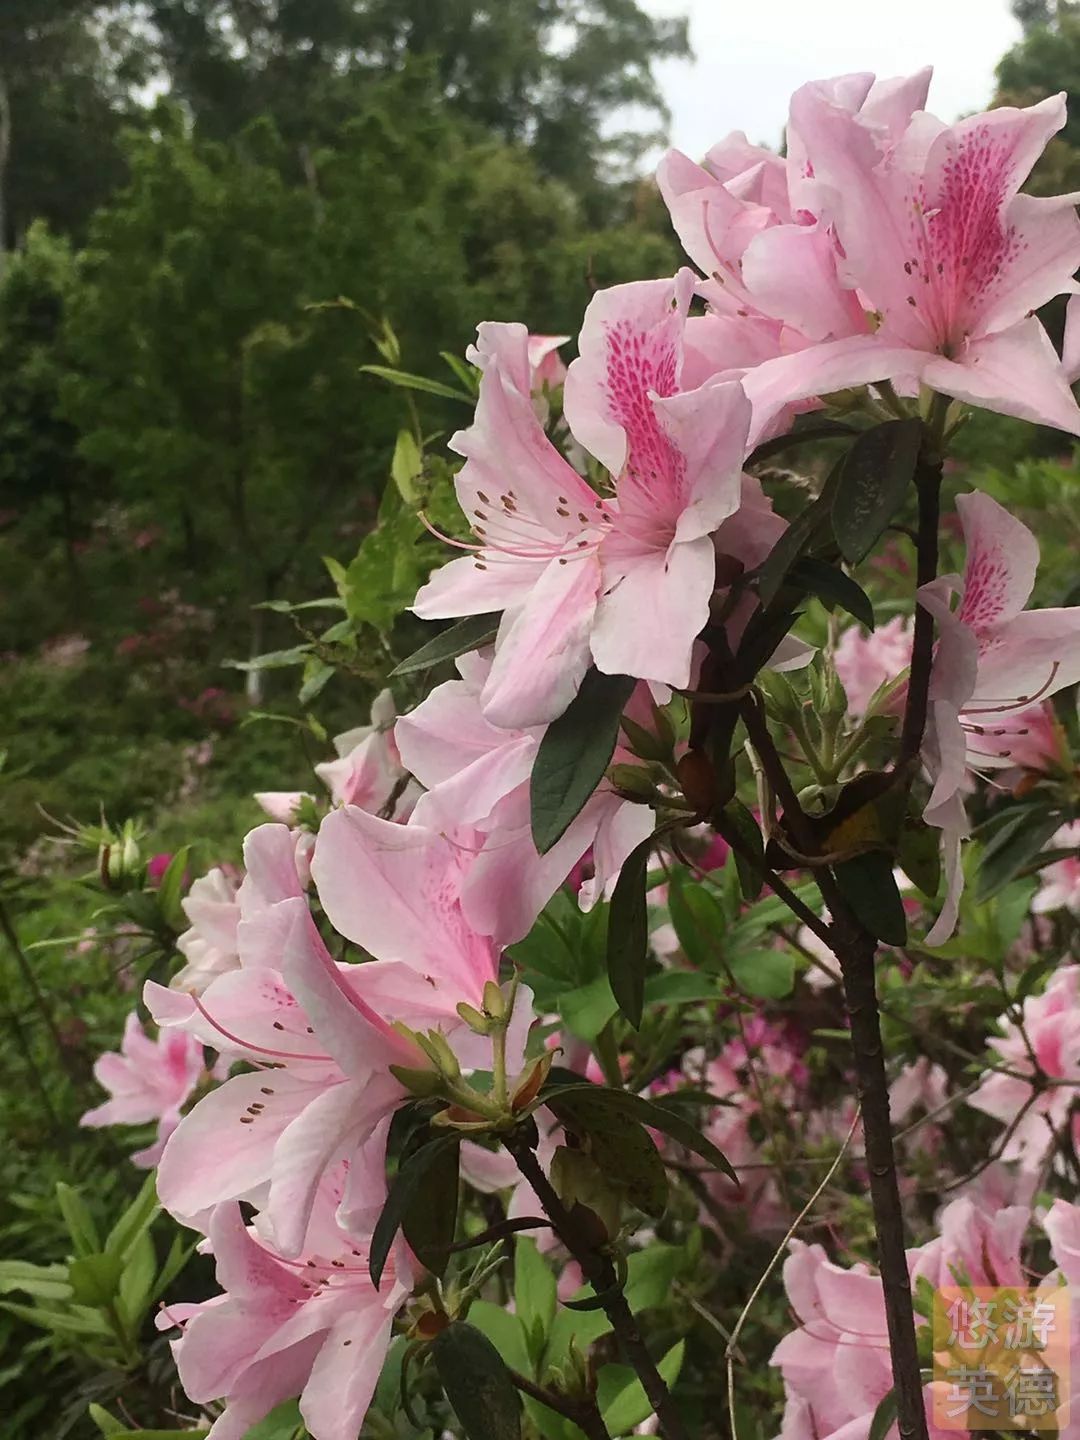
[679,73,1080,440]
[917,492,1080,943]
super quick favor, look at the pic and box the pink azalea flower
[313,688,417,818]
[917,491,1080,943]
[174,866,242,994]
[1032,821,1080,916]
[527,333,570,390]
[834,616,915,718]
[394,650,654,942]
[159,1192,411,1440]
[254,791,314,825]
[746,78,1080,436]
[413,281,752,724]
[80,1012,212,1168]
[657,70,932,438]
[412,320,606,728]
[967,964,1080,1170]
[773,1197,1021,1440]
[146,852,175,886]
[150,893,420,1253]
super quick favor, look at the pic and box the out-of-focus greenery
[0,7,690,1434]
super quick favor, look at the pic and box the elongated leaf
[87,1404,125,1437]
[833,851,907,946]
[370,1136,461,1288]
[546,1090,669,1219]
[360,363,474,403]
[156,847,191,934]
[832,418,922,564]
[726,947,795,999]
[976,806,1064,902]
[606,833,653,1027]
[0,1300,110,1337]
[868,1389,897,1440]
[401,1136,459,1278]
[542,1084,736,1182]
[224,645,312,672]
[0,1260,71,1301]
[747,420,855,467]
[56,1183,100,1258]
[598,1341,685,1434]
[391,613,502,676]
[530,669,637,854]
[724,799,765,901]
[430,1321,523,1440]
[514,1237,557,1344]
[755,459,844,607]
[788,557,875,630]
[68,1253,123,1309]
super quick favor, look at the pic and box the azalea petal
[266,1077,396,1258]
[972,606,1080,713]
[742,334,924,445]
[954,490,1040,632]
[922,319,1080,437]
[312,806,498,997]
[1064,293,1080,383]
[655,150,771,294]
[741,224,863,343]
[563,271,695,476]
[157,1070,320,1229]
[479,554,600,729]
[300,1303,397,1440]
[592,533,716,689]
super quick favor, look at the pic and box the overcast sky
[645,0,1023,160]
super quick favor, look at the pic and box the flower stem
[503,1130,689,1440]
[508,1369,612,1440]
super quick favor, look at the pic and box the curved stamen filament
[191,994,333,1063]
[964,664,1060,717]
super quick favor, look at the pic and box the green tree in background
[1000,0,1080,190]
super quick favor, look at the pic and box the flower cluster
[75,63,1080,1440]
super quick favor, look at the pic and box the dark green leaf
[754,458,845,607]
[788,557,875,630]
[748,420,855,467]
[832,418,922,564]
[531,670,637,854]
[976,807,1064,902]
[606,833,653,1027]
[868,1389,897,1440]
[401,1137,459,1278]
[547,1091,669,1219]
[724,800,765,901]
[370,1136,461,1288]
[898,820,941,899]
[543,1085,737,1183]
[391,613,503,677]
[667,874,725,971]
[156,847,191,934]
[430,1321,523,1440]
[832,851,907,946]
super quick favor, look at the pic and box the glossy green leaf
[976,806,1064,902]
[391,613,502,676]
[833,851,907,946]
[401,1134,459,1278]
[431,1321,523,1440]
[370,1135,461,1288]
[832,418,922,564]
[514,1237,557,1343]
[531,669,637,854]
[547,1090,669,1219]
[868,1389,897,1440]
[598,1341,685,1434]
[105,1174,160,1260]
[544,1084,736,1183]
[724,799,765,901]
[788,557,875,630]
[605,833,653,1027]
[726,947,796,999]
